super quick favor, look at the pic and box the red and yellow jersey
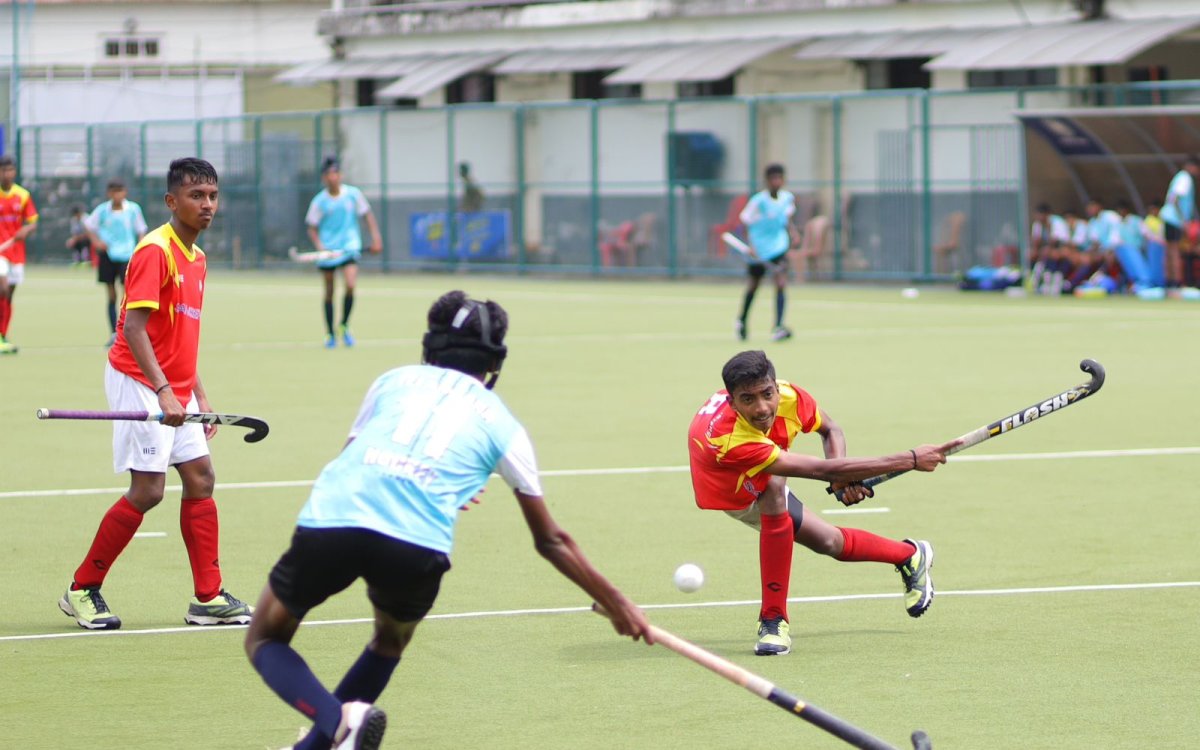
[687,380,822,510]
[0,184,38,264]
[108,223,207,402]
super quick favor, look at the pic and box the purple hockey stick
[36,408,270,443]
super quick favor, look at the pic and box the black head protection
[422,298,508,389]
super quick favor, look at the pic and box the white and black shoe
[334,702,387,750]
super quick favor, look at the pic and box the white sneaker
[334,702,387,750]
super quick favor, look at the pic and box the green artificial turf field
[2,268,1197,749]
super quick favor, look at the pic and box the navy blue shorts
[269,526,451,622]
[747,255,789,279]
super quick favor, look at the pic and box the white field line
[5,580,1197,643]
[821,507,891,514]
[4,445,1198,502]
[132,532,167,539]
[23,316,1200,356]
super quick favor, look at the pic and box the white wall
[20,76,243,126]
[11,2,328,70]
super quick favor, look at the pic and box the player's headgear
[321,156,340,174]
[422,291,509,389]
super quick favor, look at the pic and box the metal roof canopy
[794,27,1003,61]
[1016,105,1200,216]
[276,58,430,84]
[493,46,653,75]
[375,53,509,99]
[926,16,1200,71]
[604,39,798,85]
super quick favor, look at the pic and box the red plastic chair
[709,194,749,258]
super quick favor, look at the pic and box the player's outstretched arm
[514,490,653,645]
[765,441,955,483]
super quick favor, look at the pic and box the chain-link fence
[14,81,1200,279]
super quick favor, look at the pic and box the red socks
[73,496,144,588]
[759,511,794,621]
[836,527,915,565]
[180,497,223,601]
[0,296,11,338]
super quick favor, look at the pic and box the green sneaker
[897,539,935,618]
[0,335,17,355]
[754,615,791,656]
[185,589,254,626]
[340,324,355,348]
[59,586,122,630]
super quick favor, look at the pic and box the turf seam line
[5,446,1200,500]
[5,580,1197,643]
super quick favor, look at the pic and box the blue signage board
[410,210,511,260]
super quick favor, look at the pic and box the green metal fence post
[379,108,390,272]
[666,100,677,278]
[747,98,758,195]
[589,101,600,274]
[254,115,265,268]
[920,90,932,279]
[831,96,843,281]
[314,113,323,172]
[86,125,94,200]
[514,106,527,272]
[139,122,148,215]
[446,106,458,268]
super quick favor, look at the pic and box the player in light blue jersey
[305,157,383,349]
[245,290,652,750]
[737,164,800,342]
[85,179,148,346]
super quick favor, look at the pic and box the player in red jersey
[59,158,254,630]
[0,155,39,353]
[688,350,955,655]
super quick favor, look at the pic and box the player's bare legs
[339,263,358,347]
[247,588,405,750]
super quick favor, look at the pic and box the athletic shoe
[754,615,791,656]
[735,319,747,341]
[334,702,387,750]
[897,539,934,618]
[341,324,356,348]
[59,585,122,630]
[770,326,793,341]
[0,341,16,355]
[184,589,254,625]
[324,335,337,349]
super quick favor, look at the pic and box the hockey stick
[593,604,931,749]
[287,246,345,263]
[36,409,270,443]
[829,359,1105,503]
[721,231,756,260]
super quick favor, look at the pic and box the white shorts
[723,484,800,531]
[105,362,209,473]
[0,258,23,284]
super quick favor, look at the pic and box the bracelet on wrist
[910,449,918,469]
[154,383,171,395]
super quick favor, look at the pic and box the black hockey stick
[829,359,1105,503]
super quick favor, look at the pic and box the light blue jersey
[85,200,148,263]
[297,365,543,554]
[1118,214,1143,250]
[1160,170,1195,228]
[739,189,795,261]
[1086,210,1121,251]
[305,185,371,266]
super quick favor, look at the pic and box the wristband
[154,383,171,396]
[910,449,918,469]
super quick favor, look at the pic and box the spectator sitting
[1069,199,1121,292]
[459,162,484,214]
[1029,202,1068,293]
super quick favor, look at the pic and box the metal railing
[14,80,1200,280]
